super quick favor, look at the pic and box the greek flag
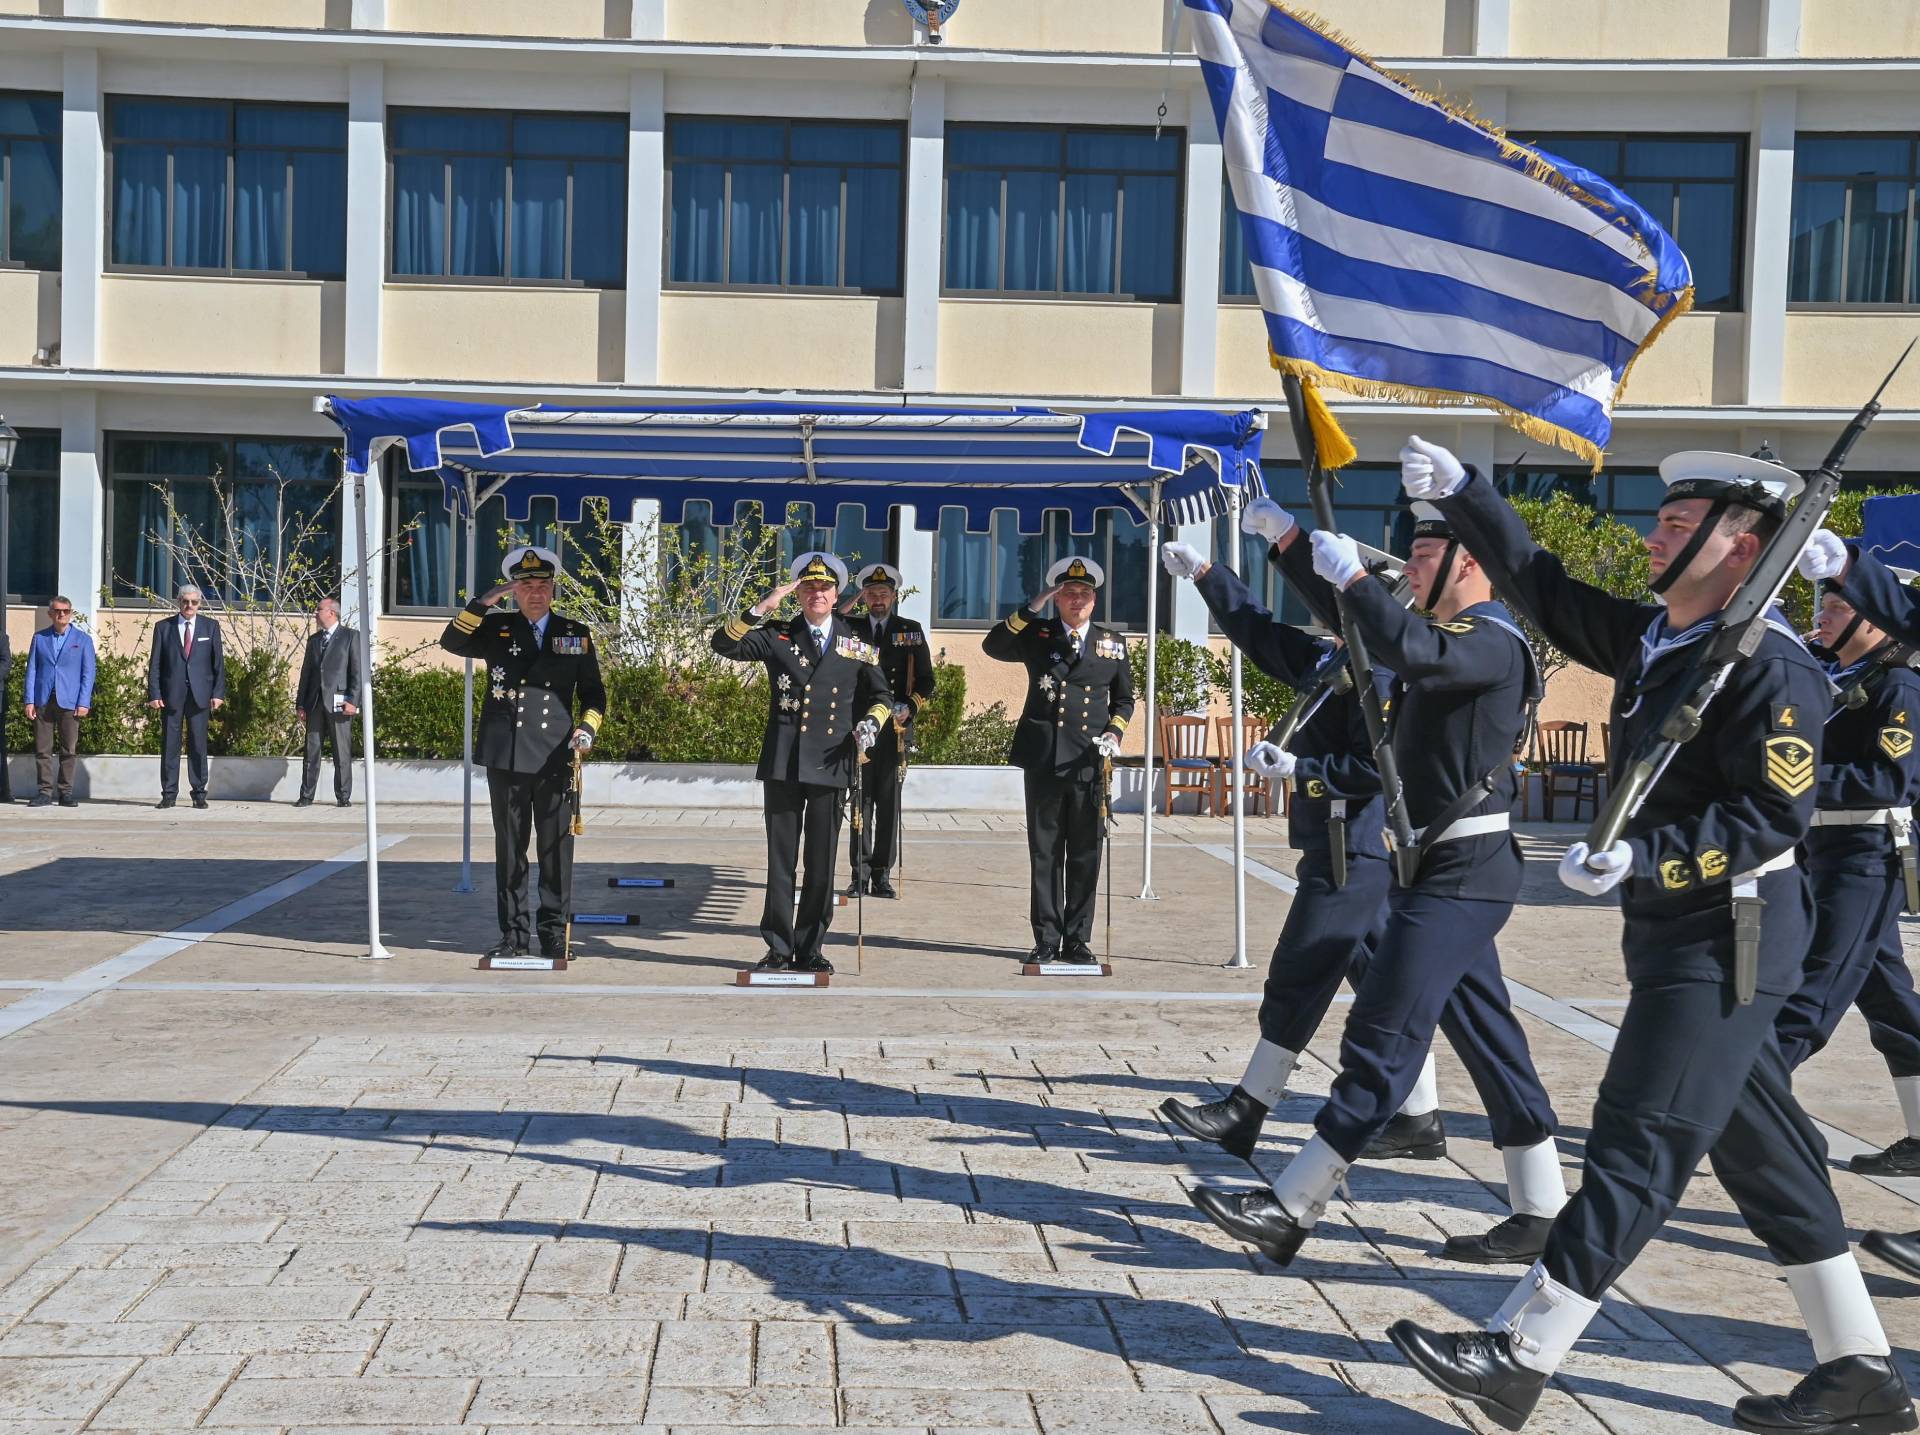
[1187,0,1693,467]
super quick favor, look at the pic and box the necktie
[814,627,827,658]
[182,621,193,658]
[1070,630,1083,659]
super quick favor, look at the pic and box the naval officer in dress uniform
[982,555,1136,965]
[839,562,937,898]
[713,551,894,974]
[439,545,606,962]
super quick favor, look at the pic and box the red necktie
[183,623,194,658]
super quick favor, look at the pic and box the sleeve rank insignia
[1770,703,1800,730]
[1764,734,1816,797]
[1881,727,1915,761]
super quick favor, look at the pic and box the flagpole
[1138,479,1162,901]
[1224,483,1249,969]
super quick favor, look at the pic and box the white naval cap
[503,545,561,581]
[789,550,850,588]
[1658,451,1805,521]
[1046,554,1105,589]
[855,562,903,590]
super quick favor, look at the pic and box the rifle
[1281,373,1419,884]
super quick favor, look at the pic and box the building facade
[2,0,1919,723]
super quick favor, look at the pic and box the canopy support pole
[1138,478,1162,901]
[351,456,389,960]
[454,472,478,894]
[1223,483,1249,969]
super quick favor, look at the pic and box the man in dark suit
[839,562,937,899]
[146,584,226,810]
[294,597,359,808]
[712,551,894,975]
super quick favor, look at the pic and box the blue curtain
[844,166,900,291]
[937,509,990,621]
[7,475,56,602]
[1063,172,1117,294]
[944,171,1000,290]
[233,150,285,271]
[112,148,167,266]
[510,158,566,280]
[1120,174,1176,299]
[570,160,624,286]
[170,148,227,268]
[449,156,505,277]
[1004,172,1057,291]
[396,486,451,607]
[392,156,445,276]
[670,161,724,283]
[6,137,60,269]
[289,152,346,275]
[729,163,782,284]
[1789,179,1845,303]
[787,165,839,287]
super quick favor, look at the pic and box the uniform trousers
[1316,887,1556,1161]
[1775,859,1920,1078]
[1543,888,1849,1297]
[848,735,904,883]
[299,711,354,803]
[1023,767,1104,949]
[485,758,573,948]
[158,702,212,800]
[762,779,845,960]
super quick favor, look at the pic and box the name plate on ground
[571,913,640,925]
[1021,962,1111,977]
[608,877,675,889]
[480,955,568,972]
[735,970,831,988]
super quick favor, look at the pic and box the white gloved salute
[854,719,879,752]
[1798,529,1848,584]
[1160,542,1208,581]
[1399,435,1467,500]
[1242,497,1297,545]
[1245,740,1296,781]
[571,729,594,753]
[1557,840,1633,896]
[1095,732,1122,759]
[1310,530,1367,590]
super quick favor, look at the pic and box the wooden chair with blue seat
[1159,715,1220,816]
[1535,719,1601,822]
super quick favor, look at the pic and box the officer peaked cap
[503,545,560,581]
[789,551,849,588]
[1658,451,1804,522]
[1046,555,1105,589]
[855,562,903,591]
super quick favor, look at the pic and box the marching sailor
[1389,441,1909,1435]
[439,545,605,961]
[839,562,936,899]
[1188,498,1567,1269]
[712,551,894,974]
[983,556,1135,965]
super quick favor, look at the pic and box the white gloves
[1400,435,1467,500]
[855,719,879,752]
[1557,840,1633,896]
[1245,741,1296,780]
[1095,732,1122,759]
[571,729,594,753]
[1310,530,1367,589]
[1798,529,1848,584]
[1242,497,1297,545]
[892,703,912,725]
[1161,542,1207,581]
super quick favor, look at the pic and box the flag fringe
[1614,284,1697,406]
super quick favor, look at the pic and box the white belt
[1407,812,1510,846]
[1809,805,1913,829]
[1733,847,1797,899]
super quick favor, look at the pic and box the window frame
[941,122,1187,303]
[0,91,61,273]
[1788,132,1920,311]
[386,106,629,290]
[4,427,59,604]
[931,506,1171,635]
[103,95,347,279]
[657,499,902,619]
[662,115,908,297]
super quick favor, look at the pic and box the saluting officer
[839,562,936,898]
[984,556,1135,966]
[1390,442,1908,1435]
[440,545,606,962]
[713,551,893,975]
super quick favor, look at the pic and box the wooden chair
[1159,715,1219,816]
[1214,715,1278,817]
[1535,720,1601,822]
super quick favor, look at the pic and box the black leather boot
[1389,1321,1547,1432]
[1442,1213,1555,1265]
[1732,1355,1918,1434]
[1362,1108,1447,1161]
[1862,1229,1920,1283]
[1852,1138,1920,1177]
[1161,1086,1270,1160]
[1188,1186,1311,1266]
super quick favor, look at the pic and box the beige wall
[100,0,344,24]
[1293,0,1452,56]
[926,0,1169,54]
[1802,0,1920,56]
[659,293,905,392]
[386,0,620,38]
[382,285,625,385]
[666,0,913,46]
[1213,304,1283,402]
[99,275,344,376]
[1510,0,1737,57]
[1782,313,1920,408]
[0,269,57,369]
[938,300,1180,398]
[1617,311,1745,407]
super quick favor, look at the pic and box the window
[1209,466,1403,629]
[1499,463,1664,534]
[1524,134,1746,311]
[935,507,1163,631]
[107,98,346,276]
[945,125,1183,300]
[0,94,59,270]
[6,430,58,603]
[667,118,904,293]
[390,109,627,286]
[1221,179,1256,302]
[107,436,341,602]
[388,475,609,612]
[664,501,896,616]
[1790,135,1920,306]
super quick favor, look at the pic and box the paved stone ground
[2,800,1920,1432]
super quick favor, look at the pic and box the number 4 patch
[1765,734,1815,797]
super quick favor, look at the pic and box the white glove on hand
[1095,732,1122,760]
[1798,529,1848,584]
[571,729,594,753]
[1400,434,1467,499]
[892,703,912,725]
[1557,840,1633,897]
[1310,530,1367,589]
[1245,741,1296,780]
[855,720,879,753]
[1242,497,1297,545]
[1160,542,1207,581]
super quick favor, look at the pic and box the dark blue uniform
[1838,545,1920,646]
[1775,655,1920,1077]
[1438,469,1850,1296]
[845,612,938,890]
[1283,542,1558,1162]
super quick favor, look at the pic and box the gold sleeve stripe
[723,616,751,640]
[1108,714,1130,733]
[451,611,482,633]
[867,703,893,725]
[910,691,927,710]
[583,709,603,733]
[1005,609,1029,633]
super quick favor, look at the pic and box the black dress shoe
[1852,1137,1920,1178]
[540,938,567,960]
[845,879,867,897]
[1060,940,1099,965]
[1027,943,1061,964]
[1862,1229,1920,1282]
[156,796,176,810]
[795,953,834,974]
[1161,1086,1270,1160]
[293,796,313,808]
[58,795,78,808]
[484,938,529,961]
[1389,1321,1546,1432]
[1442,1213,1555,1266]
[28,794,52,808]
[1362,1108,1447,1161]
[755,952,791,972]
[336,798,351,808]
[1733,1355,1917,1435]
[191,794,208,809]
[869,876,898,898]
[1188,1185,1310,1266]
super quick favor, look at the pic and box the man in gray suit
[294,597,359,808]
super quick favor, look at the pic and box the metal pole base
[360,944,392,962]
[1135,887,1158,901]
[1221,954,1252,969]
[452,881,476,895]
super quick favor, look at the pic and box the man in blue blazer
[23,596,96,807]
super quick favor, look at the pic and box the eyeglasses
[179,599,202,607]
[48,608,71,616]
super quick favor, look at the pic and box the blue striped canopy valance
[321,397,1268,534]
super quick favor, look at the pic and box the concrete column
[59,49,103,371]
[57,390,102,610]
[1170,520,1213,642]
[344,62,386,378]
[1472,0,1511,56]
[1744,87,1797,407]
[625,71,666,386]
[902,73,946,393]
[629,0,665,39]
[896,512,935,629]
[1180,86,1222,401]
[1761,0,1802,56]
